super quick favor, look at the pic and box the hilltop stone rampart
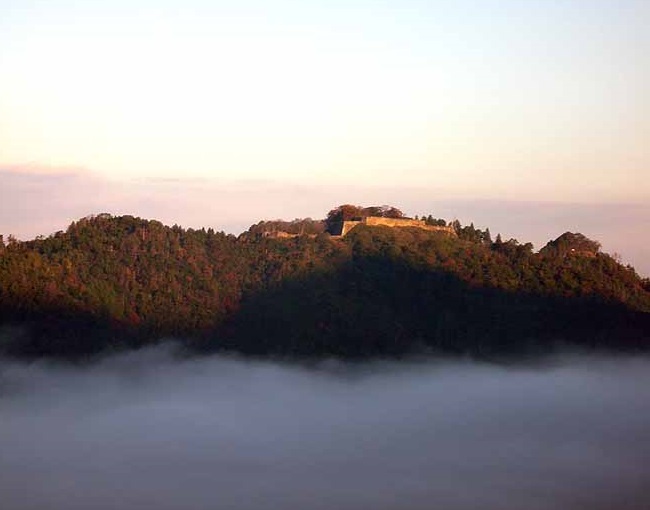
[339,217,456,236]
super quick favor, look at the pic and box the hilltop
[0,205,648,359]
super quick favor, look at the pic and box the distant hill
[0,206,648,359]
[540,231,601,258]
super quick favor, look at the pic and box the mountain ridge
[1,207,648,359]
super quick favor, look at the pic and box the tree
[423,216,447,227]
[540,232,601,258]
[378,205,404,218]
[325,205,364,234]
[483,228,492,245]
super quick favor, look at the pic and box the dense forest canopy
[245,218,325,237]
[0,206,648,359]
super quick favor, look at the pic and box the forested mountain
[1,208,648,359]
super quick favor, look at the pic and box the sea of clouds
[1,344,649,510]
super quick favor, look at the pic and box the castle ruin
[339,217,456,236]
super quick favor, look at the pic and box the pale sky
[1,0,649,272]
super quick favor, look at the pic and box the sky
[1,0,649,272]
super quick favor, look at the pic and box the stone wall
[340,220,362,236]
[364,217,426,228]
[421,224,457,235]
[339,217,456,236]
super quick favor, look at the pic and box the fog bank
[1,346,649,510]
